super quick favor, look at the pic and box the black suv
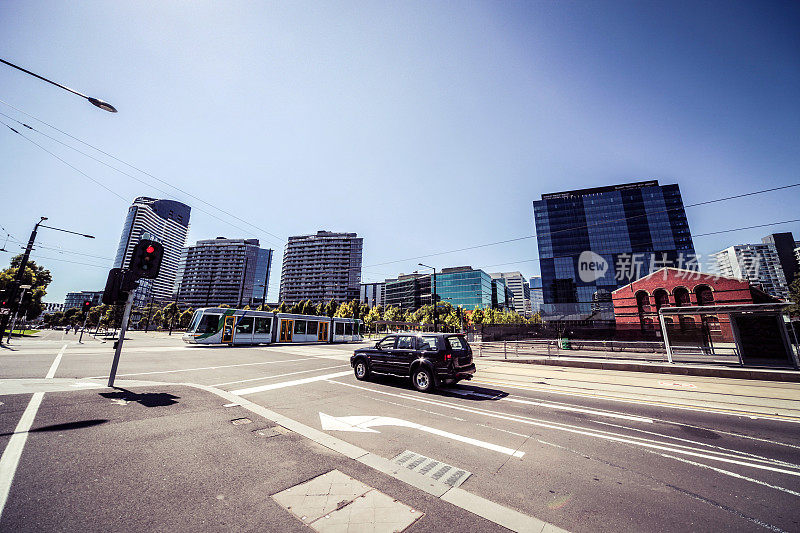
[350,333,476,392]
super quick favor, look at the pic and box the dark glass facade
[435,268,493,310]
[533,180,695,320]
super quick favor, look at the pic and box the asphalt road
[1,329,799,532]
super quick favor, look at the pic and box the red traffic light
[146,245,155,254]
[83,300,92,308]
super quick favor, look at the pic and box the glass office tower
[533,180,695,321]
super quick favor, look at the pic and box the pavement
[1,329,799,532]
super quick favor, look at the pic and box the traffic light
[129,239,164,280]
[83,300,92,314]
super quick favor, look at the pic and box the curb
[485,357,800,382]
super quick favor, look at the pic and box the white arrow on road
[319,412,525,458]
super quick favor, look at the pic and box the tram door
[221,316,235,343]
[280,319,293,342]
[318,321,328,342]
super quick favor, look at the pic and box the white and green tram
[183,308,363,345]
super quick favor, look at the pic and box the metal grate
[391,450,471,488]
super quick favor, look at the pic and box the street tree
[0,255,53,320]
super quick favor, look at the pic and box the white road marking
[231,371,352,395]
[83,357,310,379]
[370,396,467,422]
[330,380,800,477]
[659,453,800,498]
[319,412,525,457]
[210,364,348,387]
[0,344,67,521]
[45,344,68,379]
[446,388,653,423]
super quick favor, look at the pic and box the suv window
[396,336,415,349]
[377,336,396,350]
[419,336,438,351]
[446,336,466,350]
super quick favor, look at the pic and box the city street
[1,332,799,532]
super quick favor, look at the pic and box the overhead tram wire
[0,116,282,249]
[1,119,127,201]
[362,182,800,269]
[0,249,107,269]
[358,217,800,284]
[0,100,284,243]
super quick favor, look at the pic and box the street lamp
[418,263,437,333]
[1,58,117,112]
[1,217,95,342]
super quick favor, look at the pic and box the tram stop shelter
[658,302,799,368]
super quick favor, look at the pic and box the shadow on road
[100,388,180,407]
[0,419,108,437]
[366,374,509,400]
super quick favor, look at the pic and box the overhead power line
[0,99,285,243]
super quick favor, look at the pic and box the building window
[653,289,670,311]
[674,287,691,307]
[695,285,714,306]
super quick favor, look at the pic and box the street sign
[0,308,9,315]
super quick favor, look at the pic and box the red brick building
[612,267,781,342]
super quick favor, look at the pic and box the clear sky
[1,1,798,302]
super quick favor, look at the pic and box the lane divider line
[210,364,348,387]
[231,371,352,395]
[83,357,311,379]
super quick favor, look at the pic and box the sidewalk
[0,380,560,532]
[479,354,800,382]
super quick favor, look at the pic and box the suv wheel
[411,367,435,392]
[354,359,370,381]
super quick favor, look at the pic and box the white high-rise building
[710,243,789,300]
[279,231,363,304]
[489,272,532,316]
[113,197,191,306]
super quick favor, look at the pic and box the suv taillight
[444,351,452,362]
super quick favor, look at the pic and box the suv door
[370,335,396,372]
[386,335,417,375]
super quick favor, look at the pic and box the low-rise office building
[64,291,103,311]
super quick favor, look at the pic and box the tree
[258,304,272,312]
[383,306,402,322]
[363,307,381,331]
[163,302,180,329]
[334,301,353,318]
[324,300,337,318]
[0,255,53,320]
[471,308,484,326]
[788,275,800,317]
[315,301,326,316]
[277,301,287,313]
[300,300,316,315]
[179,309,194,328]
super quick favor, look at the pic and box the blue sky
[1,1,798,302]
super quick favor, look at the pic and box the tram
[182,308,363,345]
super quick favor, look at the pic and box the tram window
[188,312,202,332]
[307,321,318,335]
[254,317,271,334]
[335,322,344,336]
[236,317,254,334]
[294,320,306,335]
[197,314,221,334]
[345,323,353,335]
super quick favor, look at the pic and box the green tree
[289,301,303,314]
[471,308,484,326]
[334,301,353,318]
[277,301,288,313]
[788,275,800,317]
[258,303,272,312]
[163,302,180,329]
[300,300,316,315]
[179,308,194,328]
[0,255,53,320]
[324,300,337,318]
[363,307,381,331]
[383,306,402,322]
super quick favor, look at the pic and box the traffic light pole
[78,313,89,343]
[108,290,135,388]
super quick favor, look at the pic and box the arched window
[674,287,691,307]
[695,285,714,306]
[653,289,670,311]
[636,291,651,330]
